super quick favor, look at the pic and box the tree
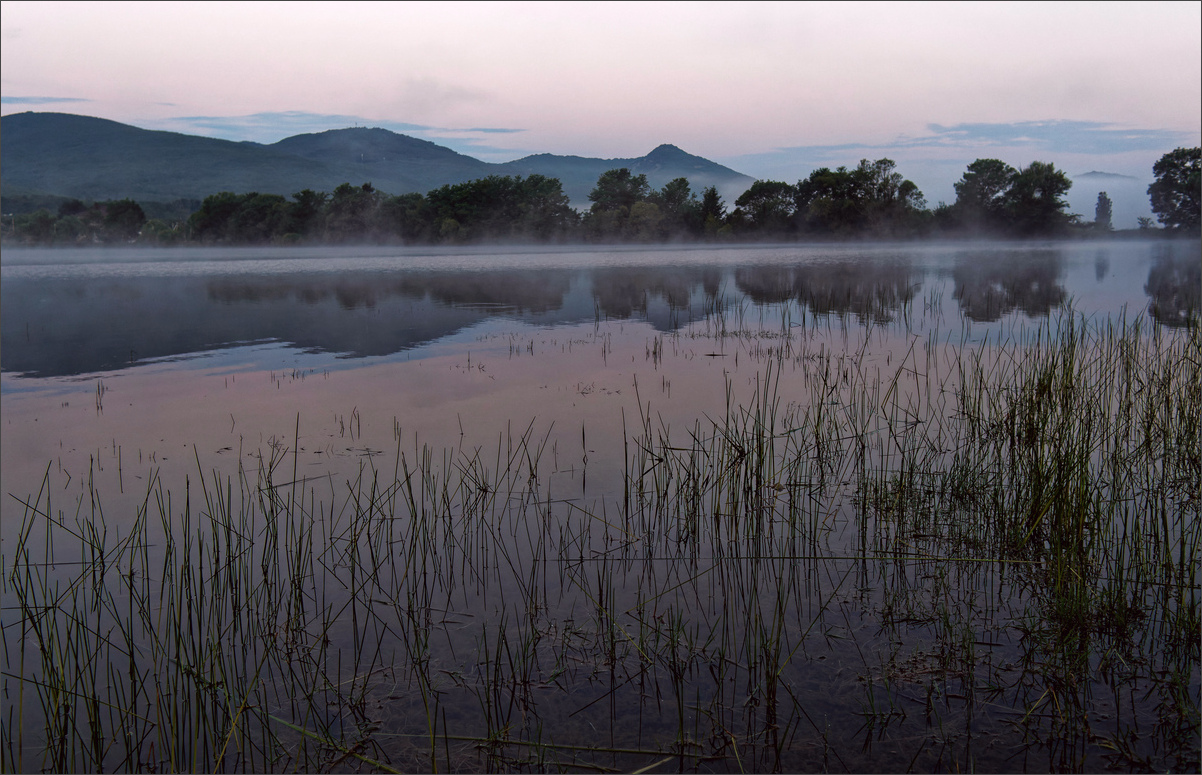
[795,167,862,234]
[1006,161,1073,236]
[15,209,55,244]
[699,186,727,239]
[288,189,329,237]
[57,199,88,218]
[514,174,577,240]
[385,192,431,242]
[627,201,664,241]
[648,177,699,237]
[585,168,651,240]
[588,169,650,214]
[102,199,147,242]
[326,182,383,241]
[733,180,796,236]
[190,192,246,242]
[1148,147,1201,233]
[1094,192,1113,232]
[952,159,1017,233]
[230,193,289,243]
[852,158,926,235]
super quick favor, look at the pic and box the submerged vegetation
[5,148,1198,246]
[3,300,1198,772]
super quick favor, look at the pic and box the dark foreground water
[1,240,1198,773]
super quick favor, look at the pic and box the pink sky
[3,1,1200,223]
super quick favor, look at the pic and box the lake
[1,240,1198,773]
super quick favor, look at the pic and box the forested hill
[0,112,754,208]
[496,143,754,205]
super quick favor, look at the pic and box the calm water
[3,240,1191,527]
[1,240,1198,772]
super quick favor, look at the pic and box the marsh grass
[2,307,1199,773]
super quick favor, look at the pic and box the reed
[2,304,1197,773]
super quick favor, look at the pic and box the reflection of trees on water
[1145,244,1201,328]
[589,267,722,319]
[208,267,732,321]
[952,250,1067,322]
[734,260,919,323]
[207,270,573,315]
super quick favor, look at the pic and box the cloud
[154,111,434,143]
[750,121,1191,167]
[143,111,530,161]
[914,121,1189,155]
[1,95,91,105]
[722,120,1194,187]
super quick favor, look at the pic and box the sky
[2,0,1200,226]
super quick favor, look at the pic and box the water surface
[2,240,1198,773]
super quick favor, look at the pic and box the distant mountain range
[1,112,755,211]
[1074,170,1140,181]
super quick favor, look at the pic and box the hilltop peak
[644,144,693,161]
[269,126,482,165]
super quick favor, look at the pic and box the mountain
[1068,170,1153,230]
[1,112,754,210]
[497,143,753,204]
[1,112,349,202]
[1074,170,1140,181]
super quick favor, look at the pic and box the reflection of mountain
[952,250,1067,322]
[734,260,919,323]
[1,273,500,377]
[1144,244,1201,328]
[1,266,724,378]
[207,271,572,314]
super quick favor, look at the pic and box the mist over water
[2,240,1194,379]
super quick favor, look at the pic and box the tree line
[4,147,1198,246]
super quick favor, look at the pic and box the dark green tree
[795,166,862,234]
[100,199,147,242]
[952,159,1017,233]
[1006,161,1073,236]
[288,189,329,237]
[57,199,88,218]
[326,182,383,241]
[53,214,87,243]
[585,168,651,240]
[699,186,725,221]
[424,174,575,242]
[588,168,650,214]
[514,174,577,240]
[14,209,56,244]
[1148,147,1201,233]
[648,177,701,238]
[189,192,246,242]
[733,180,797,236]
[1094,192,1113,232]
[383,192,431,242]
[231,193,289,243]
[852,158,926,235]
